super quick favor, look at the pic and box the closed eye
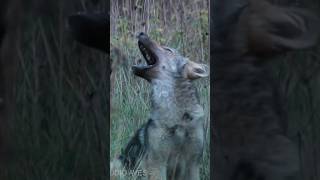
[163,47,173,53]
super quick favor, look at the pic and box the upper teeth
[140,45,151,62]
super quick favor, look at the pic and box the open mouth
[132,33,160,80]
[136,41,157,67]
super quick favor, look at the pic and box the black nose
[137,32,148,39]
[138,32,145,36]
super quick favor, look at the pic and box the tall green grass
[110,65,210,180]
[110,1,209,179]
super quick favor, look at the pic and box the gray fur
[111,33,208,180]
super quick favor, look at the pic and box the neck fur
[150,78,203,126]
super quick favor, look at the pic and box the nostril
[136,32,147,39]
[139,32,145,36]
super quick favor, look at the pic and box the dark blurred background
[212,0,320,179]
[0,0,108,179]
[272,0,320,179]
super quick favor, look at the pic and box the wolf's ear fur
[237,0,320,55]
[183,61,209,80]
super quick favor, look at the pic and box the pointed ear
[244,0,320,54]
[183,61,209,80]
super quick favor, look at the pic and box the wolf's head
[132,32,209,82]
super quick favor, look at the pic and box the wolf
[212,0,320,180]
[111,32,209,180]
